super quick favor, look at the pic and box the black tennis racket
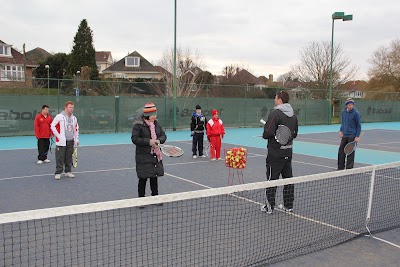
[260,119,291,145]
[72,147,78,168]
[344,132,364,156]
[158,144,184,157]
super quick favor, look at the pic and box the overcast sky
[1,0,399,80]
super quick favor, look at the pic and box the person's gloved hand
[191,131,194,137]
[221,134,224,139]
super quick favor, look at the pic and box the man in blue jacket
[338,98,362,170]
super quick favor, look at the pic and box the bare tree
[154,47,208,98]
[276,71,295,82]
[368,39,400,92]
[291,41,358,90]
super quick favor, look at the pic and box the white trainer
[65,172,75,178]
[55,174,61,180]
[210,158,216,161]
[37,160,43,164]
[200,155,207,158]
[261,204,274,214]
[43,159,51,163]
[192,155,197,159]
[278,204,293,212]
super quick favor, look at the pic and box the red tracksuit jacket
[34,113,53,138]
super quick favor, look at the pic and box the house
[230,69,266,88]
[154,65,172,80]
[26,47,51,64]
[336,80,368,99]
[102,51,161,80]
[95,51,113,75]
[0,40,38,87]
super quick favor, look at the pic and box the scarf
[147,120,162,162]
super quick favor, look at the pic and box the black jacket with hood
[131,118,167,178]
[262,103,298,158]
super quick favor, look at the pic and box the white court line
[296,137,339,144]
[369,141,400,146]
[365,235,400,248]
[167,171,400,249]
[0,154,336,181]
[369,129,400,132]
[166,173,359,234]
[0,161,210,181]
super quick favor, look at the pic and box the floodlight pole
[45,65,50,95]
[328,12,352,125]
[173,0,177,131]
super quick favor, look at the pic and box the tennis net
[1,162,399,266]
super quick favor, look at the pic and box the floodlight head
[332,12,344,19]
[45,65,49,69]
[343,14,353,21]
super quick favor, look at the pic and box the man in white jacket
[51,101,79,180]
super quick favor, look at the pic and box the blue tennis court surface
[0,121,399,266]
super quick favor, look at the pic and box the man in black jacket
[261,91,298,214]
[190,104,207,158]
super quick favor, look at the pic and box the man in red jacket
[206,109,225,160]
[34,105,53,164]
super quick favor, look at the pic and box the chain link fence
[0,78,399,136]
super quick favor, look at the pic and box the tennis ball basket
[224,147,247,185]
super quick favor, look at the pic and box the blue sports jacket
[340,107,362,137]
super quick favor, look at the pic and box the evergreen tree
[68,19,98,80]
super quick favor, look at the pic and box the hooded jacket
[263,103,298,157]
[131,118,167,178]
[340,107,361,137]
[50,111,79,146]
[190,112,207,132]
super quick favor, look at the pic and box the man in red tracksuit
[34,105,53,164]
[206,109,225,160]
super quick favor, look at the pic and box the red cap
[212,109,218,115]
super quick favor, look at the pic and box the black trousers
[55,140,74,174]
[338,137,356,170]
[192,132,204,156]
[37,138,50,161]
[138,177,158,197]
[265,155,294,209]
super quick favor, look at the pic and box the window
[111,73,128,79]
[0,45,9,56]
[1,65,25,81]
[97,65,101,70]
[125,57,140,67]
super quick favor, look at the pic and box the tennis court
[1,122,400,266]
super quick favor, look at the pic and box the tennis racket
[158,144,184,157]
[204,139,210,157]
[344,132,364,156]
[260,119,292,145]
[49,138,55,153]
[72,147,78,168]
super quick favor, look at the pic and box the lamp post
[76,71,80,96]
[328,12,353,124]
[45,65,50,95]
[173,0,177,131]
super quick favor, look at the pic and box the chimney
[269,74,273,82]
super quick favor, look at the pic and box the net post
[365,165,377,235]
